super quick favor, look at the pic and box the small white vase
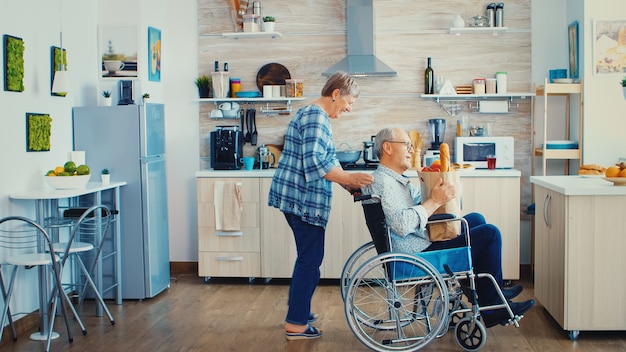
[103,97,112,106]
[623,87,626,100]
[263,21,275,32]
[101,174,110,184]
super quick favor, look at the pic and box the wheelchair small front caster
[568,330,580,340]
[455,317,486,351]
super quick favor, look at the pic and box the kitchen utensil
[257,145,276,169]
[250,108,258,146]
[265,144,282,168]
[244,109,251,143]
[239,109,245,135]
[256,63,291,92]
[363,136,378,163]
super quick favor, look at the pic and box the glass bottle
[424,57,434,94]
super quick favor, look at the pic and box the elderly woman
[268,72,373,340]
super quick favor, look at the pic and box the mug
[103,60,125,73]
[209,109,223,118]
[218,102,239,111]
[240,156,255,170]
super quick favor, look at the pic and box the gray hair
[321,72,360,98]
[374,128,397,159]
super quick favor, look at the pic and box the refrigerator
[72,104,170,299]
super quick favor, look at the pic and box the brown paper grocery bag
[417,171,461,241]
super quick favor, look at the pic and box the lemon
[54,166,65,175]
[76,164,90,175]
[64,161,77,173]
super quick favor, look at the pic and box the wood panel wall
[198,0,533,215]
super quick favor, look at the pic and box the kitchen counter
[196,168,522,178]
[530,175,626,196]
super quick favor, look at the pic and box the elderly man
[363,127,534,327]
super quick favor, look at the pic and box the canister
[495,3,504,27]
[486,78,497,94]
[230,78,241,98]
[285,79,304,97]
[496,72,508,94]
[243,14,261,32]
[473,78,486,95]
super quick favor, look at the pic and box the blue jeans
[284,213,325,325]
[424,212,503,305]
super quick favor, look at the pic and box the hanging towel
[214,181,243,231]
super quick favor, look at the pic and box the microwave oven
[454,136,514,169]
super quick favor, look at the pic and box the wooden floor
[2,269,626,352]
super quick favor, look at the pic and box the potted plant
[262,16,276,32]
[195,75,211,98]
[621,76,626,100]
[142,93,150,104]
[101,168,110,184]
[102,90,112,106]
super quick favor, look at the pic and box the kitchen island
[530,176,626,339]
[197,168,521,281]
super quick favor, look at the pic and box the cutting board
[256,63,291,92]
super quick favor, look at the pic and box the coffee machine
[423,118,446,166]
[210,126,244,170]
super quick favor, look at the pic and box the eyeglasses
[386,141,415,151]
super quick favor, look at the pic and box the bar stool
[51,204,115,328]
[0,216,74,352]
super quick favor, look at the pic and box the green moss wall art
[3,34,25,92]
[26,113,52,152]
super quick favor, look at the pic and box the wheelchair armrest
[428,213,456,222]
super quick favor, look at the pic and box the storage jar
[473,78,486,95]
[496,72,508,94]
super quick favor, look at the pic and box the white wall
[0,0,198,322]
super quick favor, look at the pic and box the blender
[423,118,446,166]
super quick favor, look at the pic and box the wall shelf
[198,97,305,115]
[420,92,534,115]
[449,27,508,35]
[222,32,282,39]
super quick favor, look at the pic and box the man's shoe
[502,284,523,300]
[481,299,535,328]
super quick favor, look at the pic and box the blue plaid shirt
[268,105,340,228]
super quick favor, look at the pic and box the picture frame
[50,46,68,97]
[148,26,161,82]
[568,21,579,79]
[99,26,138,78]
[593,19,626,74]
[26,113,52,152]
[3,34,25,92]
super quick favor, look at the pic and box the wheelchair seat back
[362,201,391,256]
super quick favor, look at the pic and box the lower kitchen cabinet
[259,179,370,279]
[534,184,626,338]
[459,176,520,280]
[197,178,261,280]
[197,171,521,281]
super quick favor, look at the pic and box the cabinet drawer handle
[216,256,243,261]
[216,231,243,237]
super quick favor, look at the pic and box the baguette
[577,164,606,175]
[440,142,450,172]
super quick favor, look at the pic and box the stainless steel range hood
[323,0,397,77]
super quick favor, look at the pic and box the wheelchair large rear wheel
[344,253,449,351]
[340,241,377,301]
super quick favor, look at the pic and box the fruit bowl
[44,175,91,189]
[603,177,626,186]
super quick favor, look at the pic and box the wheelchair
[341,194,524,351]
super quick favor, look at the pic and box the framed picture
[3,34,25,92]
[99,26,138,78]
[148,27,161,82]
[593,19,626,74]
[51,46,68,97]
[26,113,52,152]
[568,21,579,79]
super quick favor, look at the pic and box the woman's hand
[346,172,374,190]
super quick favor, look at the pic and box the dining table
[9,181,126,341]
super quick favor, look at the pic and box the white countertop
[10,181,127,200]
[196,168,521,178]
[530,175,626,196]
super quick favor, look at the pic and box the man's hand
[422,178,456,216]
